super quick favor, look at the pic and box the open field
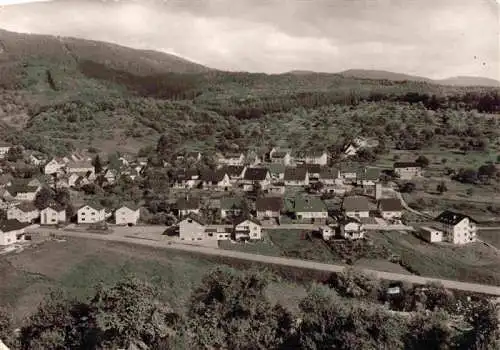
[479,230,500,249]
[367,231,500,286]
[0,238,305,325]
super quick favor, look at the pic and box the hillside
[338,69,432,83]
[437,76,500,87]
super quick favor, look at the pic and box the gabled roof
[394,162,421,169]
[5,185,39,195]
[220,152,244,159]
[118,202,141,211]
[342,196,371,212]
[223,165,246,177]
[271,150,290,158]
[42,202,66,212]
[176,197,200,210]
[235,216,261,226]
[319,167,339,179]
[11,202,38,212]
[358,167,381,181]
[243,167,269,181]
[67,161,94,169]
[180,213,206,226]
[284,167,308,181]
[220,197,244,210]
[0,219,30,232]
[200,170,227,183]
[79,202,105,211]
[295,150,327,158]
[256,197,283,212]
[378,198,403,212]
[297,163,322,174]
[435,210,477,225]
[292,196,327,213]
[267,163,286,174]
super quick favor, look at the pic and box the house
[220,197,245,219]
[103,168,119,184]
[340,217,365,240]
[10,178,43,188]
[245,151,262,166]
[77,203,106,224]
[70,151,92,162]
[200,170,231,190]
[433,210,478,245]
[40,204,66,225]
[171,169,200,189]
[269,148,292,166]
[177,151,202,163]
[0,143,11,159]
[179,213,207,241]
[342,196,371,219]
[176,196,201,218]
[284,167,309,186]
[290,196,328,224]
[3,185,40,201]
[204,225,233,240]
[28,153,46,166]
[343,143,359,157]
[242,167,271,191]
[295,151,328,166]
[378,198,404,220]
[217,152,245,166]
[115,204,141,225]
[339,166,358,183]
[66,161,95,176]
[357,167,381,187]
[393,162,423,180]
[418,226,444,243]
[319,225,335,241]
[297,163,322,181]
[268,182,286,195]
[234,217,262,240]
[256,197,283,220]
[0,219,29,246]
[222,165,247,183]
[44,158,66,175]
[68,172,94,187]
[7,202,40,223]
[267,163,286,181]
[319,168,341,185]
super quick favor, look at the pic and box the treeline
[1,268,498,350]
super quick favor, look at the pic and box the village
[0,138,482,258]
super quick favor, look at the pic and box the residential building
[204,225,233,240]
[339,167,358,183]
[3,185,40,202]
[40,204,66,225]
[297,163,322,181]
[433,210,478,245]
[267,163,286,181]
[319,225,335,241]
[393,162,423,180]
[269,148,292,166]
[177,151,202,163]
[357,167,381,187]
[44,158,67,175]
[176,197,201,218]
[68,172,94,187]
[0,143,11,159]
[220,197,245,219]
[0,219,29,246]
[217,152,245,166]
[242,167,271,191]
[290,196,328,224]
[222,165,247,183]
[267,183,286,195]
[77,204,106,224]
[179,214,207,241]
[28,153,46,166]
[418,227,444,243]
[171,169,200,189]
[284,167,309,186]
[295,151,328,166]
[103,168,119,185]
[234,217,262,240]
[342,196,371,219]
[256,197,283,220]
[115,204,140,225]
[340,217,365,240]
[200,170,231,190]
[378,198,404,220]
[319,168,341,185]
[7,202,40,223]
[66,161,95,176]
[343,143,359,157]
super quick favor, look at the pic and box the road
[27,227,500,297]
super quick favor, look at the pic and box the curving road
[28,227,500,297]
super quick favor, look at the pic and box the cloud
[0,0,498,79]
[0,0,51,5]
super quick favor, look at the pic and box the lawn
[367,231,500,286]
[0,238,304,325]
[218,236,282,256]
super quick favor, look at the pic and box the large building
[393,162,423,180]
[420,211,478,245]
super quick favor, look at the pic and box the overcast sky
[0,0,499,79]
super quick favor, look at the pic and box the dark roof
[176,197,200,210]
[0,219,30,232]
[320,167,339,179]
[284,167,308,181]
[296,150,326,158]
[394,162,421,169]
[435,210,477,225]
[180,213,206,225]
[79,202,105,211]
[267,163,286,174]
[243,167,269,181]
[297,163,322,174]
[256,197,283,212]
[342,196,371,212]
[235,216,262,226]
[5,185,39,195]
[172,169,199,181]
[378,198,403,212]
[119,202,141,211]
[200,170,227,182]
[358,167,381,181]
[220,197,244,210]
[292,196,327,212]
[12,202,38,212]
[223,165,246,177]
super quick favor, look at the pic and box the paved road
[27,227,500,296]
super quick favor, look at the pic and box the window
[208,233,213,237]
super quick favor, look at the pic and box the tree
[34,187,54,210]
[459,299,500,350]
[400,182,416,193]
[186,268,293,349]
[415,155,430,168]
[327,268,380,299]
[403,311,453,350]
[6,146,23,162]
[437,181,448,194]
[0,308,14,347]
[453,168,478,184]
[92,155,103,174]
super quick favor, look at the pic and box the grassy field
[0,238,307,325]
[479,230,500,249]
[367,231,500,286]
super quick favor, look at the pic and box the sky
[0,0,499,80]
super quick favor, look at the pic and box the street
[26,226,500,297]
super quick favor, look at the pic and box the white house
[319,225,335,241]
[291,196,328,224]
[295,151,328,166]
[176,197,201,218]
[234,217,262,240]
[220,197,244,219]
[179,214,207,241]
[341,218,365,240]
[200,170,231,190]
[40,205,66,225]
[433,211,478,245]
[171,170,199,189]
[44,158,66,175]
[7,203,40,223]
[115,205,140,225]
[3,185,40,202]
[222,165,247,183]
[284,167,309,187]
[378,198,404,220]
[0,219,29,246]
[269,148,292,166]
[394,162,423,180]
[77,204,106,224]
[242,167,271,191]
[319,168,341,185]
[0,143,11,159]
[418,226,444,243]
[342,196,371,219]
[217,152,245,166]
[66,161,95,176]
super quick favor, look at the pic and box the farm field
[0,238,305,325]
[367,231,500,286]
